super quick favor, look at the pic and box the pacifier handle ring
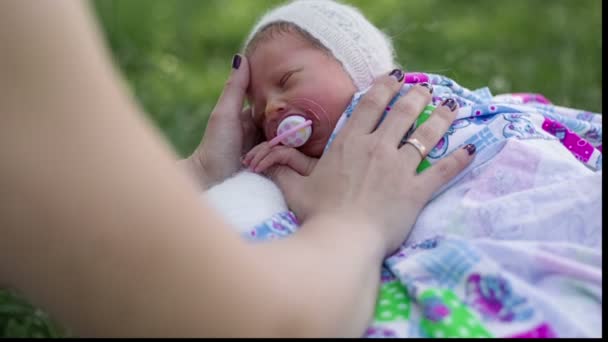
[269,119,313,147]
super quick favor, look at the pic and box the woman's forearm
[177,156,209,191]
[255,212,386,337]
[1,183,383,338]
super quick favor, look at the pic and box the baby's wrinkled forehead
[244,22,330,61]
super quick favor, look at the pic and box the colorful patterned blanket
[243,72,603,337]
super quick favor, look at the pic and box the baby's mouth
[263,98,332,149]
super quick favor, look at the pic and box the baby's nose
[265,99,288,120]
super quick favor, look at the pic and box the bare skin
[0,0,474,337]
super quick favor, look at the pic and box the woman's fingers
[374,83,433,146]
[418,144,476,198]
[191,54,253,187]
[240,107,264,154]
[338,70,404,138]
[399,98,459,166]
[212,54,250,121]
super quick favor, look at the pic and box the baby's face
[246,31,357,157]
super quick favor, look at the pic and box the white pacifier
[269,115,313,148]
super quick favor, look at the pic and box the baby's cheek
[301,109,343,157]
[299,139,326,158]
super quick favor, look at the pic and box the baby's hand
[242,142,318,176]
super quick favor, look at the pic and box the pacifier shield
[276,115,313,148]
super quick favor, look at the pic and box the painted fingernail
[441,98,458,112]
[232,54,242,69]
[389,68,405,82]
[419,82,433,94]
[463,144,476,155]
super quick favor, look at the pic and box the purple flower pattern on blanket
[465,273,534,322]
[422,296,451,322]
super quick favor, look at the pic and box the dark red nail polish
[441,98,458,112]
[389,69,405,82]
[232,54,242,69]
[419,82,433,94]
[463,144,476,155]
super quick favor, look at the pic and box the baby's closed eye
[278,68,303,88]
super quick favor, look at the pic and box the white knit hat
[243,0,397,90]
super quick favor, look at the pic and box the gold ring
[404,137,427,159]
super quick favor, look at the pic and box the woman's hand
[268,70,476,256]
[182,54,262,189]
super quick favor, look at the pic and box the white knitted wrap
[243,0,396,90]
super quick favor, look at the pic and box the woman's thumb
[214,54,250,119]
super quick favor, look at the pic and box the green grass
[0,290,67,338]
[1,0,602,337]
[92,0,602,157]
